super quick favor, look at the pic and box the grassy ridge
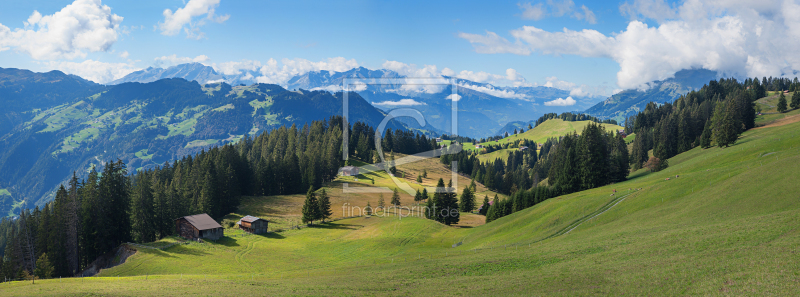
[2,121,799,295]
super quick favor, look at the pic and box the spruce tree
[792,91,800,110]
[378,194,385,213]
[479,195,490,216]
[34,253,54,279]
[459,186,475,213]
[317,188,332,223]
[421,188,429,201]
[390,188,401,206]
[422,169,428,178]
[485,195,500,223]
[414,189,422,203]
[778,92,788,113]
[416,175,422,183]
[700,120,713,148]
[301,187,319,225]
[441,180,460,225]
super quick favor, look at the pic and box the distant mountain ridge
[584,69,719,123]
[0,68,412,217]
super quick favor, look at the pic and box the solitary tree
[421,188,429,201]
[792,91,800,110]
[422,169,428,178]
[301,187,319,225]
[378,193,385,213]
[416,175,422,183]
[778,92,788,113]
[390,188,401,206]
[414,189,422,203]
[317,188,332,223]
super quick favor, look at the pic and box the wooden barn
[340,166,359,176]
[175,214,224,240]
[237,215,269,234]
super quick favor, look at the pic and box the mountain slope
[586,69,719,122]
[11,119,799,295]
[0,71,407,216]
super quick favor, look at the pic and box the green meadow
[2,119,799,296]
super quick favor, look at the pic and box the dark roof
[238,215,268,224]
[177,214,222,230]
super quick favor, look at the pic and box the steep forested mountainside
[0,70,406,216]
[585,69,719,123]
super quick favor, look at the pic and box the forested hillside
[0,69,408,217]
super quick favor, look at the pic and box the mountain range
[0,64,720,217]
[0,68,409,216]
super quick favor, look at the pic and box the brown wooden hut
[175,213,224,240]
[237,215,269,234]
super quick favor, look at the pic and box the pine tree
[778,92,788,113]
[317,188,332,223]
[421,188,429,201]
[792,91,800,110]
[485,195,500,223]
[34,253,53,279]
[469,179,477,192]
[365,202,373,216]
[416,175,422,183]
[440,180,460,225]
[422,169,428,178]
[301,187,319,225]
[458,186,475,213]
[414,189,422,203]
[479,195,490,216]
[390,188,401,206]
[700,120,712,149]
[378,194,385,212]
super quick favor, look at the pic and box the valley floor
[2,120,799,296]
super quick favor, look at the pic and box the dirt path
[753,113,800,130]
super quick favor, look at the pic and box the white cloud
[155,54,210,66]
[517,0,595,23]
[574,5,597,24]
[446,94,462,101]
[208,57,359,86]
[373,99,427,106]
[461,0,800,89]
[544,96,576,106]
[0,0,123,60]
[518,2,546,20]
[159,0,229,39]
[119,51,129,59]
[45,59,140,83]
[620,0,677,22]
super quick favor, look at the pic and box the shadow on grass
[308,223,363,230]
[214,237,241,247]
[626,169,651,181]
[261,232,286,239]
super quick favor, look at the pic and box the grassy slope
[3,121,799,295]
[471,119,624,162]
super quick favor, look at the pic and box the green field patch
[0,189,10,196]
[185,139,218,148]
[249,98,273,116]
[38,101,91,133]
[135,149,154,160]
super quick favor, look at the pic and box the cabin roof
[238,215,268,224]
[177,213,222,230]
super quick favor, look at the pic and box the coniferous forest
[0,116,435,279]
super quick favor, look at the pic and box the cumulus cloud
[208,57,359,86]
[155,54,210,66]
[462,0,800,89]
[45,59,140,83]
[159,0,229,39]
[373,99,427,106]
[0,0,123,60]
[119,51,129,59]
[544,96,576,106]
[516,0,596,23]
[446,94,462,101]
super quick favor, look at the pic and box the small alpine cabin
[175,213,224,240]
[238,215,269,234]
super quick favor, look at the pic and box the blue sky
[1,0,799,97]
